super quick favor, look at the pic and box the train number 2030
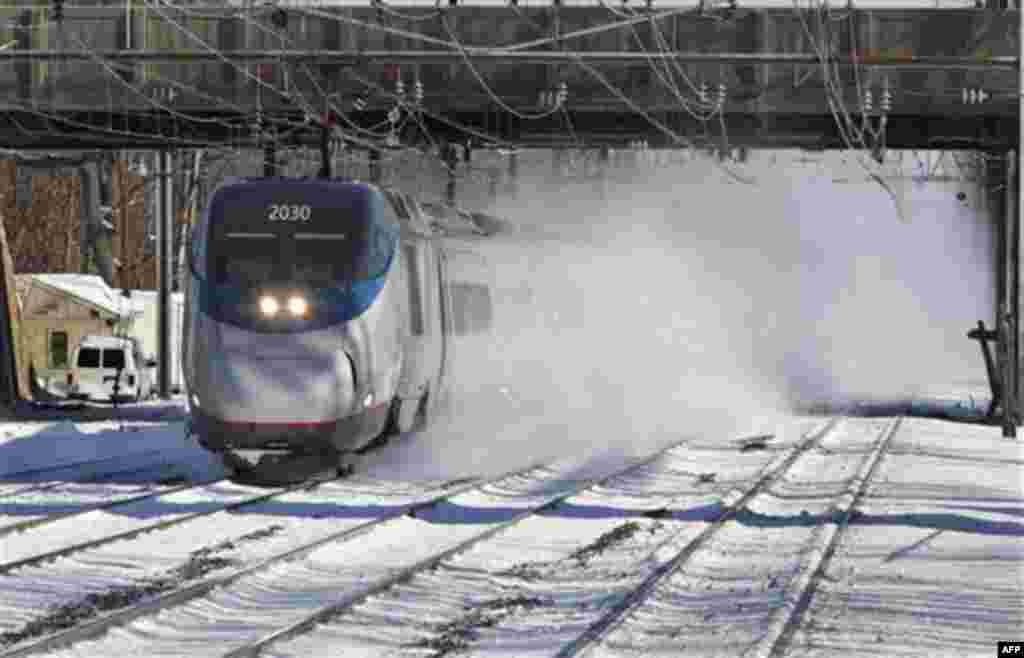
[268,204,312,222]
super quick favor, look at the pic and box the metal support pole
[156,150,173,399]
[369,149,381,183]
[263,142,276,177]
[598,145,610,200]
[444,143,457,206]
[1002,150,1018,436]
[1017,0,1024,435]
[78,162,99,278]
[318,123,331,178]
[508,150,518,198]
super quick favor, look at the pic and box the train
[182,176,497,482]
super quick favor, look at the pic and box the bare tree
[0,160,81,274]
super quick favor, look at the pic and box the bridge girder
[0,7,1019,150]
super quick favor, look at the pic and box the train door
[420,240,446,420]
[394,236,443,431]
[432,247,454,422]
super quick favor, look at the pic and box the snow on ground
[789,418,1024,658]
[0,399,220,485]
[0,405,1019,657]
[262,417,1021,658]
[44,453,677,658]
[0,475,456,646]
[262,419,818,658]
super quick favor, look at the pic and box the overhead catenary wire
[4,0,1004,183]
[438,11,566,121]
[599,0,721,122]
[227,5,493,182]
[571,56,756,184]
[791,0,907,221]
[142,0,508,183]
[143,0,396,164]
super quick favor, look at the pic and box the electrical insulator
[963,88,990,104]
[396,79,405,102]
[556,81,568,107]
[270,8,288,29]
[863,89,873,114]
[881,78,892,114]
[388,107,400,125]
[414,79,424,105]
[353,97,367,111]
[717,82,726,107]
[698,81,708,104]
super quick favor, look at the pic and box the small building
[114,289,184,393]
[15,273,135,393]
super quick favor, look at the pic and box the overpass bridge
[0,5,1020,150]
[2,2,1023,437]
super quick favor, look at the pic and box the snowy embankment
[0,413,1020,658]
[255,417,1022,658]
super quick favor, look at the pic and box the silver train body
[182,177,493,477]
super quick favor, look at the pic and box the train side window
[404,244,425,336]
[450,282,492,335]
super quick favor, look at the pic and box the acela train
[182,177,495,481]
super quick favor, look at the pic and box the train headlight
[287,295,308,317]
[258,296,279,316]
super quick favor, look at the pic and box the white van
[68,335,155,403]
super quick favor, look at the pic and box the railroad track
[0,441,694,658]
[557,416,900,658]
[0,477,333,578]
[246,415,892,658]
[0,462,193,540]
[219,421,845,658]
[0,450,167,498]
[4,415,899,658]
[0,463,548,657]
[218,442,698,658]
[752,417,900,658]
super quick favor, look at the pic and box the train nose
[211,351,355,422]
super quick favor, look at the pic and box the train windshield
[214,233,280,287]
[206,180,397,289]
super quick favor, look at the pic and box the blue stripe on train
[193,271,389,333]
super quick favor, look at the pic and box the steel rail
[757,417,902,658]
[0,464,546,658]
[0,481,66,500]
[0,465,189,540]
[0,477,329,577]
[220,439,693,658]
[884,445,1024,466]
[0,460,183,502]
[0,50,1016,69]
[554,416,850,658]
[0,449,165,483]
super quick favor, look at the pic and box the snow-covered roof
[28,274,131,318]
[112,289,185,314]
[78,335,135,349]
